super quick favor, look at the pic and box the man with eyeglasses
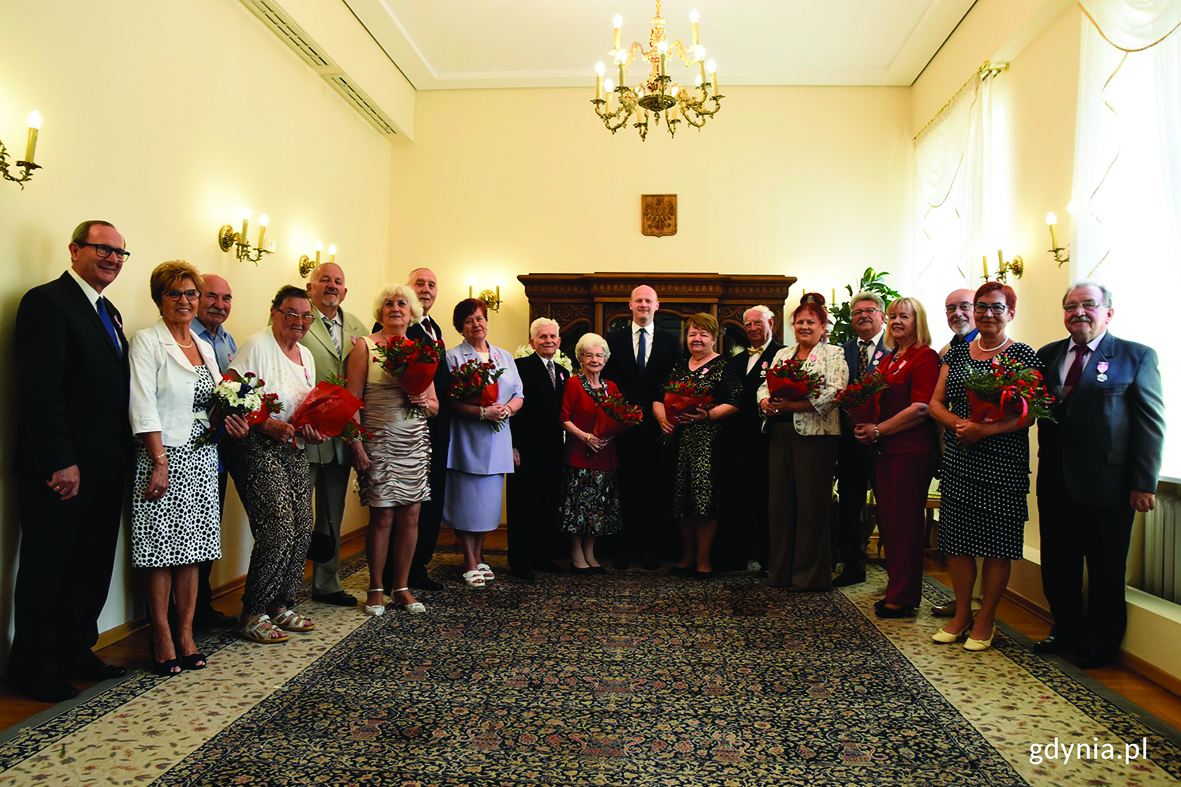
[9,220,132,702]
[1034,281,1166,669]
[833,292,889,588]
[300,263,369,607]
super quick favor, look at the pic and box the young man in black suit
[716,306,784,573]
[9,220,132,702]
[602,284,682,570]
[507,318,570,581]
[1035,281,1166,669]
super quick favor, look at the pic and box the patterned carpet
[3,557,1181,786]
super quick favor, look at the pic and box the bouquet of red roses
[835,370,889,424]
[338,421,373,445]
[765,358,825,401]
[962,354,1056,424]
[449,358,507,431]
[289,372,365,441]
[371,334,441,418]
[197,372,282,446]
[590,388,643,440]
[662,378,713,422]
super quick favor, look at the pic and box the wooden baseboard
[94,525,371,650]
[1002,588,1052,623]
[1119,650,1181,698]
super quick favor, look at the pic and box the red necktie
[1062,344,1086,398]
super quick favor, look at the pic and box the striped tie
[322,315,341,354]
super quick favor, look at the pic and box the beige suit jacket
[299,307,369,464]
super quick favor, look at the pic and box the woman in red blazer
[854,297,940,617]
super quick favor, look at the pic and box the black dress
[660,357,742,518]
[937,341,1043,560]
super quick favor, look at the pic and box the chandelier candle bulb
[604,78,614,110]
[690,9,699,45]
[257,213,268,252]
[1067,199,1078,215]
[24,111,41,163]
[240,208,250,245]
[1046,212,1059,249]
[314,240,322,265]
[613,14,622,51]
[982,254,989,279]
[595,62,605,100]
[328,244,337,263]
[707,59,718,95]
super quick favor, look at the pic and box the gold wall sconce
[468,279,502,312]
[983,250,1023,283]
[299,241,336,278]
[1,111,42,188]
[1045,203,1074,266]
[219,208,274,264]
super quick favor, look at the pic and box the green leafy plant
[828,267,901,346]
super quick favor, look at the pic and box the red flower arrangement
[834,370,889,424]
[662,378,713,422]
[289,372,365,441]
[765,358,825,401]
[338,421,373,445]
[962,355,1056,424]
[371,335,442,418]
[590,388,643,440]
[449,358,508,431]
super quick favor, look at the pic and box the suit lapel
[1043,340,1069,388]
[1070,333,1113,402]
[307,311,339,359]
[61,274,124,366]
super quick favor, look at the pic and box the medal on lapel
[1096,361,1109,383]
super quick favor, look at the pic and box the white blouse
[756,342,848,436]
[228,329,316,424]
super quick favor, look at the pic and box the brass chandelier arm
[0,141,41,189]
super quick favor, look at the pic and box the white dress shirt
[1059,331,1106,381]
[632,321,654,364]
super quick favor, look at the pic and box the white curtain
[1073,0,1180,479]
[914,75,993,346]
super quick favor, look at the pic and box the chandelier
[591,1,723,141]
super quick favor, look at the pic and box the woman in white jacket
[129,261,247,676]
[757,293,848,590]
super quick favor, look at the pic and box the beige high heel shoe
[931,619,974,644]
[964,625,997,652]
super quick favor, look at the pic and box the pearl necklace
[976,335,1010,352]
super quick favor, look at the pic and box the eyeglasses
[1063,300,1104,312]
[77,242,131,261]
[580,352,607,360]
[278,311,315,324]
[974,302,1008,315]
[851,307,879,318]
[945,302,973,314]
[164,289,200,301]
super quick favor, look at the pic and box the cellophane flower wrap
[765,358,825,401]
[198,372,282,446]
[590,387,643,440]
[962,354,1056,424]
[662,378,713,422]
[835,370,889,424]
[289,373,365,440]
[449,358,507,431]
[372,335,441,418]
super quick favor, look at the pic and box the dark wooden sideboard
[517,272,797,357]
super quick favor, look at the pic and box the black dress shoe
[508,568,537,583]
[831,570,866,588]
[588,565,607,574]
[408,574,443,591]
[1033,634,1074,655]
[65,653,128,681]
[873,598,888,610]
[16,677,79,703]
[641,556,659,571]
[534,562,567,574]
[193,609,239,629]
[571,565,594,575]
[312,591,358,607]
[694,570,714,580]
[613,556,631,571]
[1077,648,1115,669]
[667,565,695,577]
[873,605,916,619]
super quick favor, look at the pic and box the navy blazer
[842,332,890,382]
[1036,332,1166,506]
[510,352,569,461]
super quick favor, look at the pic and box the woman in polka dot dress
[929,282,1042,652]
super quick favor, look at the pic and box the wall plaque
[641,194,677,237]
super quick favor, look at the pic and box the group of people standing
[6,218,1166,704]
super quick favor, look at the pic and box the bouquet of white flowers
[197,372,281,446]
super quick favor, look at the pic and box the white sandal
[364,588,386,617]
[272,609,315,632]
[462,570,486,588]
[390,587,426,613]
[237,614,289,644]
[477,562,495,581]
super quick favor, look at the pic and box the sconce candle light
[299,240,338,278]
[984,249,1023,283]
[1046,207,1071,266]
[1,111,43,188]
[468,279,503,312]
[218,207,274,264]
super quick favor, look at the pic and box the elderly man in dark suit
[832,291,890,587]
[716,306,784,573]
[507,318,571,582]
[1034,281,1166,669]
[8,220,132,702]
[391,267,450,591]
[602,284,682,570]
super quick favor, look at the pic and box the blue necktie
[96,296,121,353]
[636,327,647,377]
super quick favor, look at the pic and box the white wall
[0,0,397,668]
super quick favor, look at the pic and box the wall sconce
[1,111,42,189]
[1045,202,1074,266]
[982,250,1023,283]
[299,241,336,278]
[468,279,502,312]
[218,208,274,264]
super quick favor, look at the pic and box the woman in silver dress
[347,283,438,616]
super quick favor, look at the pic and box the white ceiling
[342,0,977,89]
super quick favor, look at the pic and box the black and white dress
[131,365,222,568]
[936,341,1042,560]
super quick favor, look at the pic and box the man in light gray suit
[300,262,369,606]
